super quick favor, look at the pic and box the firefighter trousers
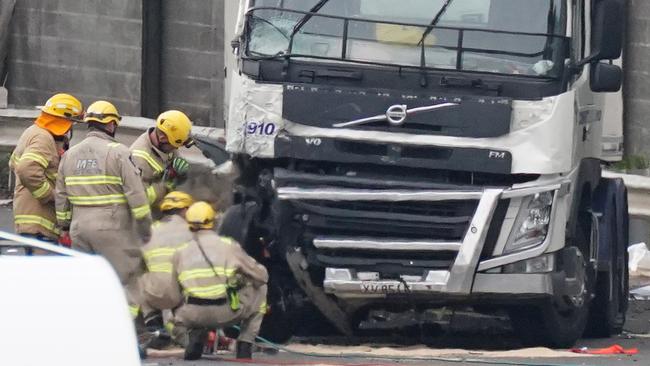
[174,284,267,343]
[70,206,145,317]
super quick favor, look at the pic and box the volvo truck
[206,0,629,347]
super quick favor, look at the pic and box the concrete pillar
[0,0,16,82]
[624,0,650,157]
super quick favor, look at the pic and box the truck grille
[292,200,478,242]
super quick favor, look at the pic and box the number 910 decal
[246,121,276,136]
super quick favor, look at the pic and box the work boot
[184,328,208,361]
[143,312,171,349]
[236,341,254,359]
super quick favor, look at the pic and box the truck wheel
[218,202,263,260]
[225,278,295,344]
[586,190,629,337]
[509,296,590,348]
[219,204,296,343]
[258,275,295,344]
[510,246,592,348]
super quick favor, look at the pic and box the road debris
[570,344,639,355]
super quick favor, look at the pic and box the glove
[171,157,190,177]
[58,231,72,248]
[136,219,152,243]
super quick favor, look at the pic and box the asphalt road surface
[142,334,650,366]
[1,206,649,366]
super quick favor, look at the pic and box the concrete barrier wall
[5,0,225,127]
[161,0,224,127]
[6,0,143,115]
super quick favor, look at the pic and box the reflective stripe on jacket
[55,131,152,229]
[10,124,61,239]
[170,231,268,302]
[140,213,194,309]
[130,129,176,210]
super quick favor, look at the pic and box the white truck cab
[210,0,629,348]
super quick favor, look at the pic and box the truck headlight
[503,191,554,254]
[511,97,556,131]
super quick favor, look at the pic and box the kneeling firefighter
[139,191,194,348]
[170,202,268,360]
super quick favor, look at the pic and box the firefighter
[170,202,268,360]
[10,93,83,244]
[139,191,194,348]
[130,110,193,217]
[55,100,153,317]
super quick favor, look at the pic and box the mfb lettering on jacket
[76,159,98,172]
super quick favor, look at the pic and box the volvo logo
[333,102,458,128]
[386,105,408,126]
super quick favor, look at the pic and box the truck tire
[586,181,629,337]
[218,202,263,260]
[218,203,295,343]
[509,297,590,348]
[223,275,295,344]
[510,204,593,348]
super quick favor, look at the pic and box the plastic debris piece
[629,243,650,277]
[570,344,639,355]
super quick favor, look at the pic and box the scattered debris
[631,285,650,299]
[570,344,639,355]
[629,243,650,278]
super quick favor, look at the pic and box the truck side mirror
[591,0,623,61]
[590,62,622,93]
[575,0,624,69]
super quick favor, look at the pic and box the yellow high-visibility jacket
[55,131,152,229]
[10,124,61,239]
[130,129,177,211]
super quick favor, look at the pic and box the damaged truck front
[218,0,629,347]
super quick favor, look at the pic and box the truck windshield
[246,0,568,78]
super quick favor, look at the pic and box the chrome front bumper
[322,268,556,298]
[277,182,566,298]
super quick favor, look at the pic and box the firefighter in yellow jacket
[55,101,153,316]
[139,191,194,347]
[10,93,83,243]
[130,110,193,216]
[170,202,268,360]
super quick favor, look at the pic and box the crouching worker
[139,191,194,348]
[171,202,268,360]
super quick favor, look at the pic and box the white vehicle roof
[0,232,140,366]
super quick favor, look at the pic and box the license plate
[360,282,407,294]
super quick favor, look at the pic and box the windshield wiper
[418,0,455,46]
[290,0,331,39]
[418,0,455,87]
[282,0,331,73]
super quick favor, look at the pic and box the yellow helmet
[160,191,194,213]
[84,101,122,125]
[41,93,83,120]
[156,110,193,148]
[186,202,216,230]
